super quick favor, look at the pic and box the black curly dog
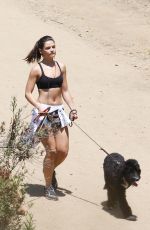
[103,153,141,221]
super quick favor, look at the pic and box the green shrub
[0,97,39,230]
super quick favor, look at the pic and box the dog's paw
[126,215,137,221]
[107,205,115,210]
[106,203,116,211]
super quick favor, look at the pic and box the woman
[25,35,78,200]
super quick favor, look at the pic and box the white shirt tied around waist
[20,104,71,148]
[31,104,71,132]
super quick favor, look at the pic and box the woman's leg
[41,135,56,188]
[54,127,69,168]
[40,126,69,199]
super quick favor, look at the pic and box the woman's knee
[57,149,68,159]
[46,148,57,155]
[43,147,57,162]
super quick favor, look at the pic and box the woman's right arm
[25,65,41,109]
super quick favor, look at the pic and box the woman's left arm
[61,64,75,109]
[61,64,78,120]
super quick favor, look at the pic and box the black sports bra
[36,61,63,89]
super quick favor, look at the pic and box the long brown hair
[24,35,55,63]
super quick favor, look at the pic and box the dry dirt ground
[0,0,150,229]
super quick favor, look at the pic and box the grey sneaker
[45,185,58,201]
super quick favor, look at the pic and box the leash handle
[33,107,51,122]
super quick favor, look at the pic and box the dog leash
[73,121,110,156]
[73,122,122,165]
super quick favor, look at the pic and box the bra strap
[55,61,62,74]
[38,63,45,76]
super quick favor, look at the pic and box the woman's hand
[69,109,78,121]
[36,103,49,115]
[33,105,51,122]
[33,104,50,123]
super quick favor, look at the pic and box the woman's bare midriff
[37,88,63,105]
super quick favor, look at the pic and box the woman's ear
[39,48,42,54]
